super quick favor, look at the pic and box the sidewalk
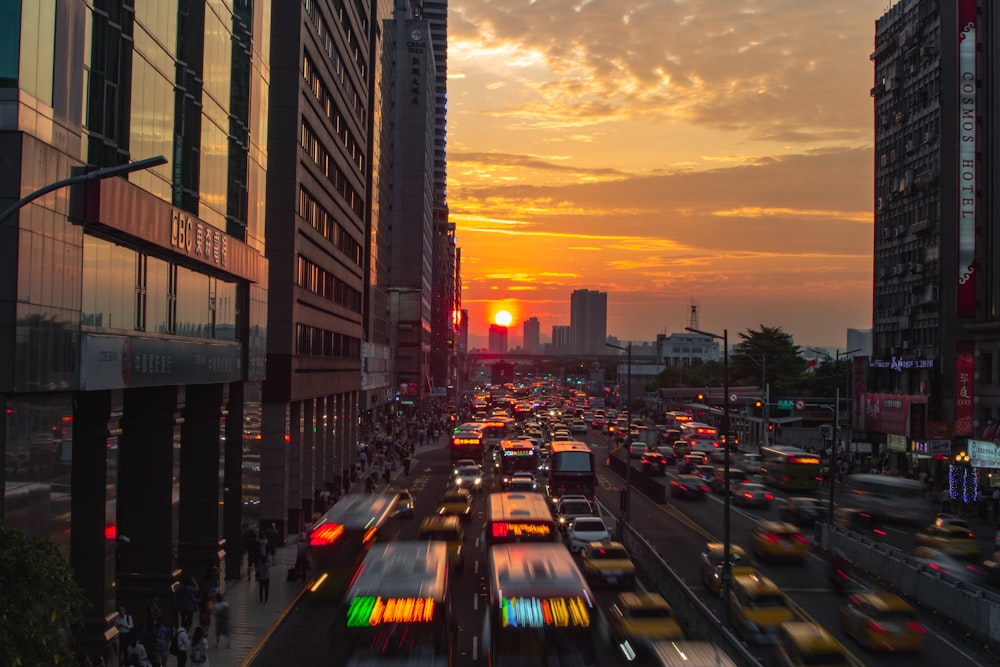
[208,436,446,667]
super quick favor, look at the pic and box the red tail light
[310,523,345,547]
[792,533,809,544]
[873,528,887,536]
[906,621,926,634]
[867,620,887,633]
[968,532,975,539]
[764,493,774,500]
[765,533,780,544]
[743,492,753,499]
[699,486,710,493]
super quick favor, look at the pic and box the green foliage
[0,523,88,666]
[730,325,806,395]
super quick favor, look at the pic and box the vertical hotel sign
[957,0,977,316]
[955,341,974,437]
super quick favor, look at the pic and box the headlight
[474,477,482,485]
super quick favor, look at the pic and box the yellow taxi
[750,521,809,562]
[416,515,465,571]
[775,621,851,667]
[580,541,636,588]
[608,592,683,660]
[914,524,980,560]
[698,543,756,595]
[437,488,473,521]
[729,573,793,644]
[840,591,925,653]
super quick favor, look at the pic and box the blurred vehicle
[778,497,823,526]
[832,508,888,539]
[608,592,683,661]
[678,453,708,474]
[760,446,822,494]
[740,453,763,475]
[750,521,809,562]
[699,543,755,595]
[710,467,748,493]
[451,458,478,474]
[692,464,716,483]
[453,464,483,493]
[647,641,737,667]
[840,590,925,653]
[775,621,851,667]
[729,573,793,644]
[930,513,971,530]
[641,450,669,476]
[658,428,682,446]
[672,440,692,457]
[915,523,980,560]
[982,551,1000,587]
[734,482,774,509]
[670,474,709,501]
[507,474,539,493]
[567,516,610,552]
[580,541,636,587]
[437,488,473,521]
[628,441,649,459]
[591,415,606,430]
[390,487,414,518]
[556,497,597,532]
[912,546,989,584]
[570,419,588,433]
[417,515,464,571]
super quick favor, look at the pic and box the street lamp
[606,342,632,526]
[739,353,767,453]
[0,155,168,225]
[687,326,731,626]
[810,348,861,524]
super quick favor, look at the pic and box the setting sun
[494,310,513,327]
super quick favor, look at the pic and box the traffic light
[753,400,763,409]
[767,423,775,432]
[696,393,705,402]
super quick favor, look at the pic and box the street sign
[778,399,794,410]
[730,393,738,402]
[795,400,805,410]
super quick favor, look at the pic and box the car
[640,450,668,476]
[740,453,763,475]
[390,487,414,518]
[981,551,1000,587]
[729,573,793,644]
[671,440,692,457]
[658,428,682,446]
[778,497,823,526]
[670,474,709,500]
[912,546,989,584]
[566,516,610,552]
[579,541,636,587]
[678,453,708,474]
[710,467,749,494]
[750,521,809,562]
[451,459,478,475]
[556,498,596,531]
[775,621,851,666]
[733,482,774,509]
[437,488,473,521]
[570,419,588,433]
[627,441,648,459]
[508,475,539,493]
[915,523,980,560]
[832,508,888,539]
[930,513,971,530]
[417,515,464,571]
[591,416,606,429]
[692,464,716,483]
[699,543,756,595]
[608,592,683,660]
[840,591,925,653]
[452,465,483,493]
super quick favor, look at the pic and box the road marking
[473,592,478,610]
[472,635,478,661]
[474,560,479,574]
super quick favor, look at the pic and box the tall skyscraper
[570,289,608,355]
[489,324,509,354]
[552,325,572,353]
[523,317,541,352]
[0,2,269,654]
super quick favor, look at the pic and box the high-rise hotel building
[867,0,1000,472]
[570,289,608,355]
[0,1,269,656]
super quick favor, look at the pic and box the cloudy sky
[446,0,881,350]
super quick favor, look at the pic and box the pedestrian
[188,626,209,666]
[294,531,310,580]
[149,616,170,667]
[242,524,258,582]
[197,589,213,632]
[256,555,271,603]
[256,531,270,565]
[212,592,231,648]
[264,522,280,555]
[174,624,190,667]
[173,576,198,628]
[114,605,135,666]
[125,635,151,667]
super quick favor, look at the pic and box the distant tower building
[489,324,508,354]
[552,325,571,353]
[570,289,608,355]
[523,317,541,353]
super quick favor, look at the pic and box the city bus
[308,492,398,573]
[485,542,598,666]
[485,491,558,546]
[680,422,720,457]
[332,540,452,666]
[498,438,539,486]
[547,440,596,502]
[482,416,518,449]
[841,474,934,525]
[759,446,822,492]
[450,423,485,463]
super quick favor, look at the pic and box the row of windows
[300,122,365,219]
[296,323,360,359]
[296,256,362,313]
[303,53,365,173]
[303,0,367,124]
[298,187,363,266]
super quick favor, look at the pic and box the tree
[730,325,806,395]
[0,523,88,666]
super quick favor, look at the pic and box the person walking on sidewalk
[212,592,231,648]
[256,555,271,603]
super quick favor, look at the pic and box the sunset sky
[446,0,879,350]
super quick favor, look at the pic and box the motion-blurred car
[776,622,851,666]
[929,513,971,530]
[678,453,708,474]
[729,573,793,644]
[711,467,748,493]
[670,474,709,500]
[390,487,414,518]
[699,543,756,595]
[437,488,473,521]
[832,508,888,540]
[641,450,669,476]
[982,551,1000,587]
[452,465,483,493]
[507,473,539,493]
[556,497,596,532]
[740,453,763,475]
[778,497,823,526]
[750,521,809,562]
[628,441,648,459]
[734,482,774,509]
[566,516,610,552]
[840,591,925,653]
[417,515,464,571]
[608,592,683,660]
[451,459,478,474]
[570,419,588,433]
[693,464,716,483]
[912,547,988,584]
[580,541,636,587]
[915,523,980,561]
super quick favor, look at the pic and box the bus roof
[309,492,397,543]
[762,445,813,455]
[846,473,926,490]
[500,438,535,450]
[488,491,553,522]
[489,542,592,599]
[346,541,449,601]
[548,440,591,454]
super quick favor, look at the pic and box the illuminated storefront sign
[491,522,552,540]
[955,341,975,437]
[346,596,436,627]
[968,440,1000,469]
[500,597,590,628]
[957,0,977,316]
